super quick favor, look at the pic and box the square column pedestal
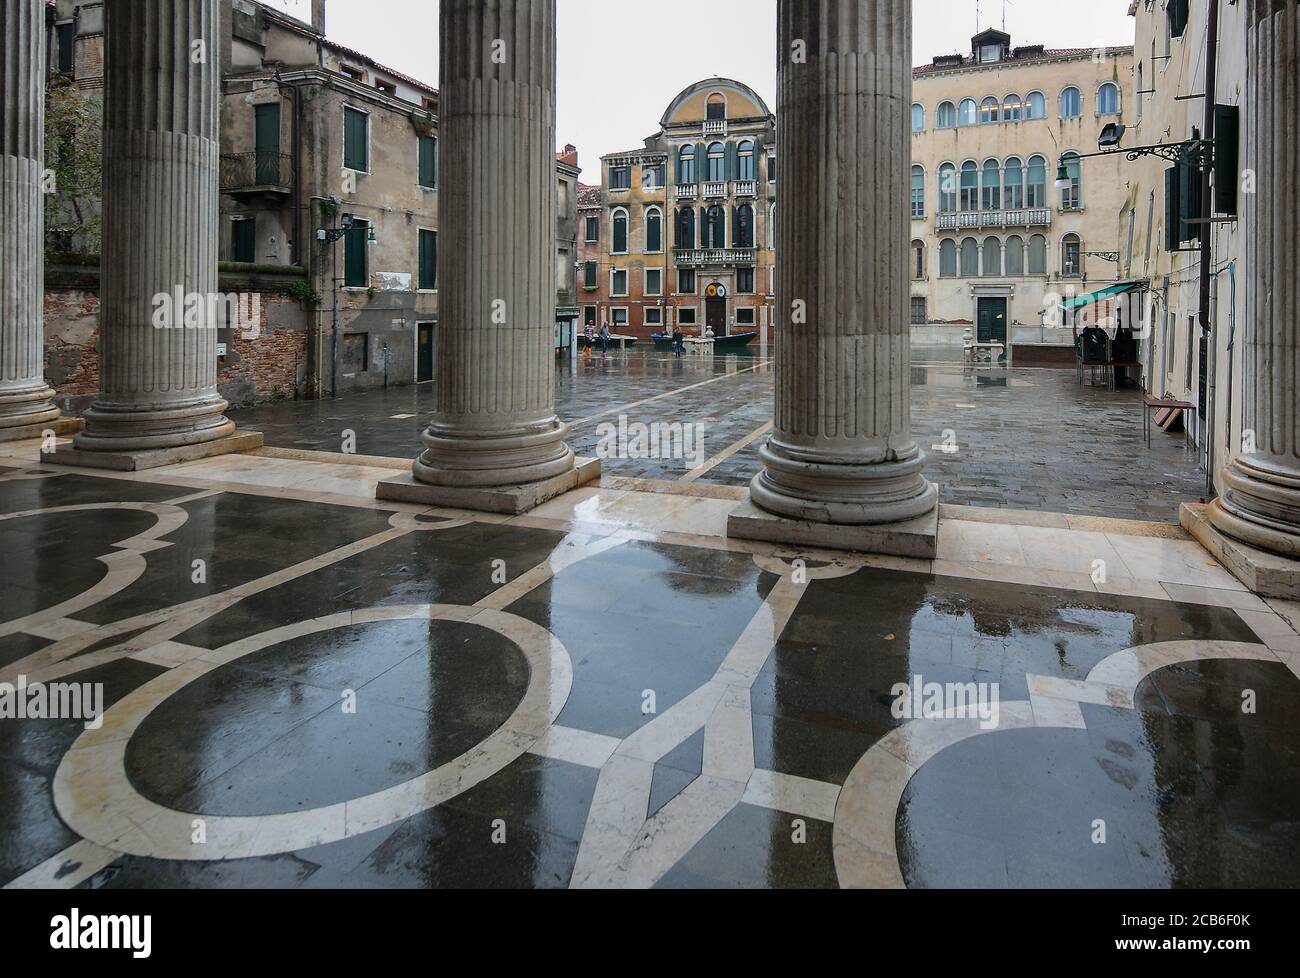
[0,417,85,445]
[727,498,939,560]
[376,458,601,516]
[44,431,264,472]
[1182,502,1300,600]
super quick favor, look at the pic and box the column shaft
[413,0,574,488]
[1210,0,1300,555]
[74,0,233,452]
[0,0,60,432]
[750,0,936,525]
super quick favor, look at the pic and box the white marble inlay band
[53,605,573,861]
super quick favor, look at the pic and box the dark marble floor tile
[656,804,838,889]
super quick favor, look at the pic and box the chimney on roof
[311,0,326,33]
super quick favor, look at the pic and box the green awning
[1058,280,1145,311]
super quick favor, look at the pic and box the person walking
[599,321,611,359]
[583,321,595,359]
[672,326,685,359]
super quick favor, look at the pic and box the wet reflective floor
[1,458,1297,889]
[231,353,1205,523]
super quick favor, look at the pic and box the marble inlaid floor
[1,439,1297,889]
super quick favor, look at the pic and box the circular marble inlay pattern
[53,604,573,861]
[125,618,531,817]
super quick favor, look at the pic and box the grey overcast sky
[294,0,1137,176]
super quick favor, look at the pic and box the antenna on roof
[1003,0,1013,31]
[975,0,981,32]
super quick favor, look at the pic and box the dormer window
[375,79,397,96]
[979,44,1003,64]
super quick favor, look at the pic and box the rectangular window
[344,219,369,288]
[584,306,597,327]
[736,308,756,326]
[678,269,696,294]
[583,261,598,289]
[418,136,437,189]
[611,269,628,297]
[232,219,256,264]
[737,268,755,294]
[56,23,75,76]
[643,165,665,190]
[911,297,928,325]
[610,167,630,190]
[342,332,370,373]
[612,308,629,327]
[645,269,662,296]
[419,229,437,290]
[344,107,369,172]
[768,156,776,182]
[584,216,599,242]
[645,307,663,327]
[679,308,697,326]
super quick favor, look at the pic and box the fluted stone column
[729,0,938,557]
[1208,0,1300,562]
[378,0,596,513]
[68,0,248,461]
[0,0,64,439]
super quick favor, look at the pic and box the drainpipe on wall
[1200,0,1220,493]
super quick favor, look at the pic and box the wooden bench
[1142,395,1196,448]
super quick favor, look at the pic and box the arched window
[1026,154,1048,208]
[1097,82,1120,115]
[706,93,726,121]
[1026,92,1047,120]
[912,104,925,133]
[1004,157,1025,209]
[612,208,628,254]
[938,163,957,213]
[937,101,957,129]
[677,207,695,249]
[912,239,926,280]
[1028,234,1048,275]
[678,145,696,185]
[960,161,979,211]
[980,96,1001,125]
[1003,94,1023,122]
[706,142,726,183]
[939,239,958,277]
[959,98,978,127]
[645,206,663,253]
[1136,65,1144,121]
[911,165,925,218]
[981,158,1001,210]
[734,204,754,248]
[1060,151,1082,210]
[1060,86,1082,119]
[769,202,777,248]
[1062,233,1083,276]
[960,238,980,277]
[1005,235,1026,276]
[982,237,1002,277]
[704,205,726,248]
[737,140,756,180]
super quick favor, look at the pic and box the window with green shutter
[232,219,256,264]
[344,107,369,171]
[419,229,437,290]
[344,220,368,288]
[583,261,597,289]
[419,136,437,189]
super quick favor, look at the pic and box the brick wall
[44,285,310,413]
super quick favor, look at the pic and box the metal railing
[220,152,293,192]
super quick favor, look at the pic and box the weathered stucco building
[586,78,778,341]
[909,29,1137,360]
[41,0,579,406]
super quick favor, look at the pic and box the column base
[1183,501,1300,599]
[0,416,84,444]
[727,494,939,559]
[376,457,602,515]
[44,431,265,472]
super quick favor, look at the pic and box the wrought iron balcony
[935,208,1052,231]
[220,152,293,194]
[674,248,756,268]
